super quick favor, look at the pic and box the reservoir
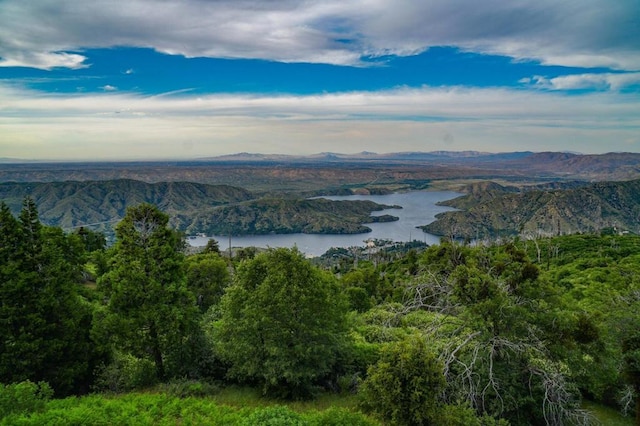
[188,191,460,257]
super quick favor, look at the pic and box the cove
[188,191,460,257]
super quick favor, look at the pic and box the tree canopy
[214,247,349,398]
[97,203,198,381]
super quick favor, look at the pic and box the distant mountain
[198,150,535,163]
[421,179,640,239]
[498,152,640,180]
[3,151,640,187]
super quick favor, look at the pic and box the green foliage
[156,378,221,398]
[240,405,307,426]
[0,391,379,425]
[203,238,221,254]
[185,252,230,312]
[72,226,106,253]
[214,247,350,399]
[0,381,52,419]
[93,352,157,393]
[309,407,379,426]
[97,203,200,381]
[0,199,101,395]
[359,337,445,425]
[340,265,393,306]
[1,393,246,425]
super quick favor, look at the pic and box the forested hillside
[1,199,638,425]
[423,178,640,238]
[0,180,398,236]
[176,197,399,235]
[0,180,253,230]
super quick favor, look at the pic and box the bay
[187,191,460,257]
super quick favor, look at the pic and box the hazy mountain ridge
[3,151,638,185]
[198,150,534,163]
[422,179,640,238]
[498,152,640,180]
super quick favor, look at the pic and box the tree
[202,238,220,255]
[214,247,349,398]
[399,242,590,424]
[185,253,230,312]
[359,336,446,425]
[0,199,98,395]
[98,203,198,380]
[73,227,106,253]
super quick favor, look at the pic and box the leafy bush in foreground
[0,381,52,419]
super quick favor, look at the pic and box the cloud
[0,51,88,70]
[1,83,638,160]
[0,0,638,70]
[100,85,118,91]
[524,73,640,91]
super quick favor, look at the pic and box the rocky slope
[421,179,640,239]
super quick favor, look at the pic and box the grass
[582,401,634,426]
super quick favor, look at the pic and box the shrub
[240,405,308,426]
[359,337,445,425]
[158,379,220,398]
[93,352,157,393]
[0,381,53,419]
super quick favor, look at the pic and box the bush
[359,337,445,425]
[93,352,157,393]
[0,381,53,419]
[240,405,308,426]
[158,379,220,398]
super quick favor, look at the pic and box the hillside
[421,179,640,239]
[0,180,398,236]
[0,180,254,230]
[175,197,400,235]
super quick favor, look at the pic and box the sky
[0,0,639,161]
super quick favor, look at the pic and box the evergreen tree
[0,199,97,395]
[98,203,198,380]
[185,253,230,312]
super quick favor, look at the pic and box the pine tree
[98,203,198,380]
[0,199,97,395]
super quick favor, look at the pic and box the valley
[1,151,640,245]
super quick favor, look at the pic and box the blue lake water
[188,191,460,257]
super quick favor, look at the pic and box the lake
[187,191,460,257]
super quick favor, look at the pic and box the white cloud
[0,0,638,70]
[0,51,88,70]
[526,73,640,91]
[1,83,638,160]
[100,85,118,91]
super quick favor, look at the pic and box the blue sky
[1,0,639,160]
